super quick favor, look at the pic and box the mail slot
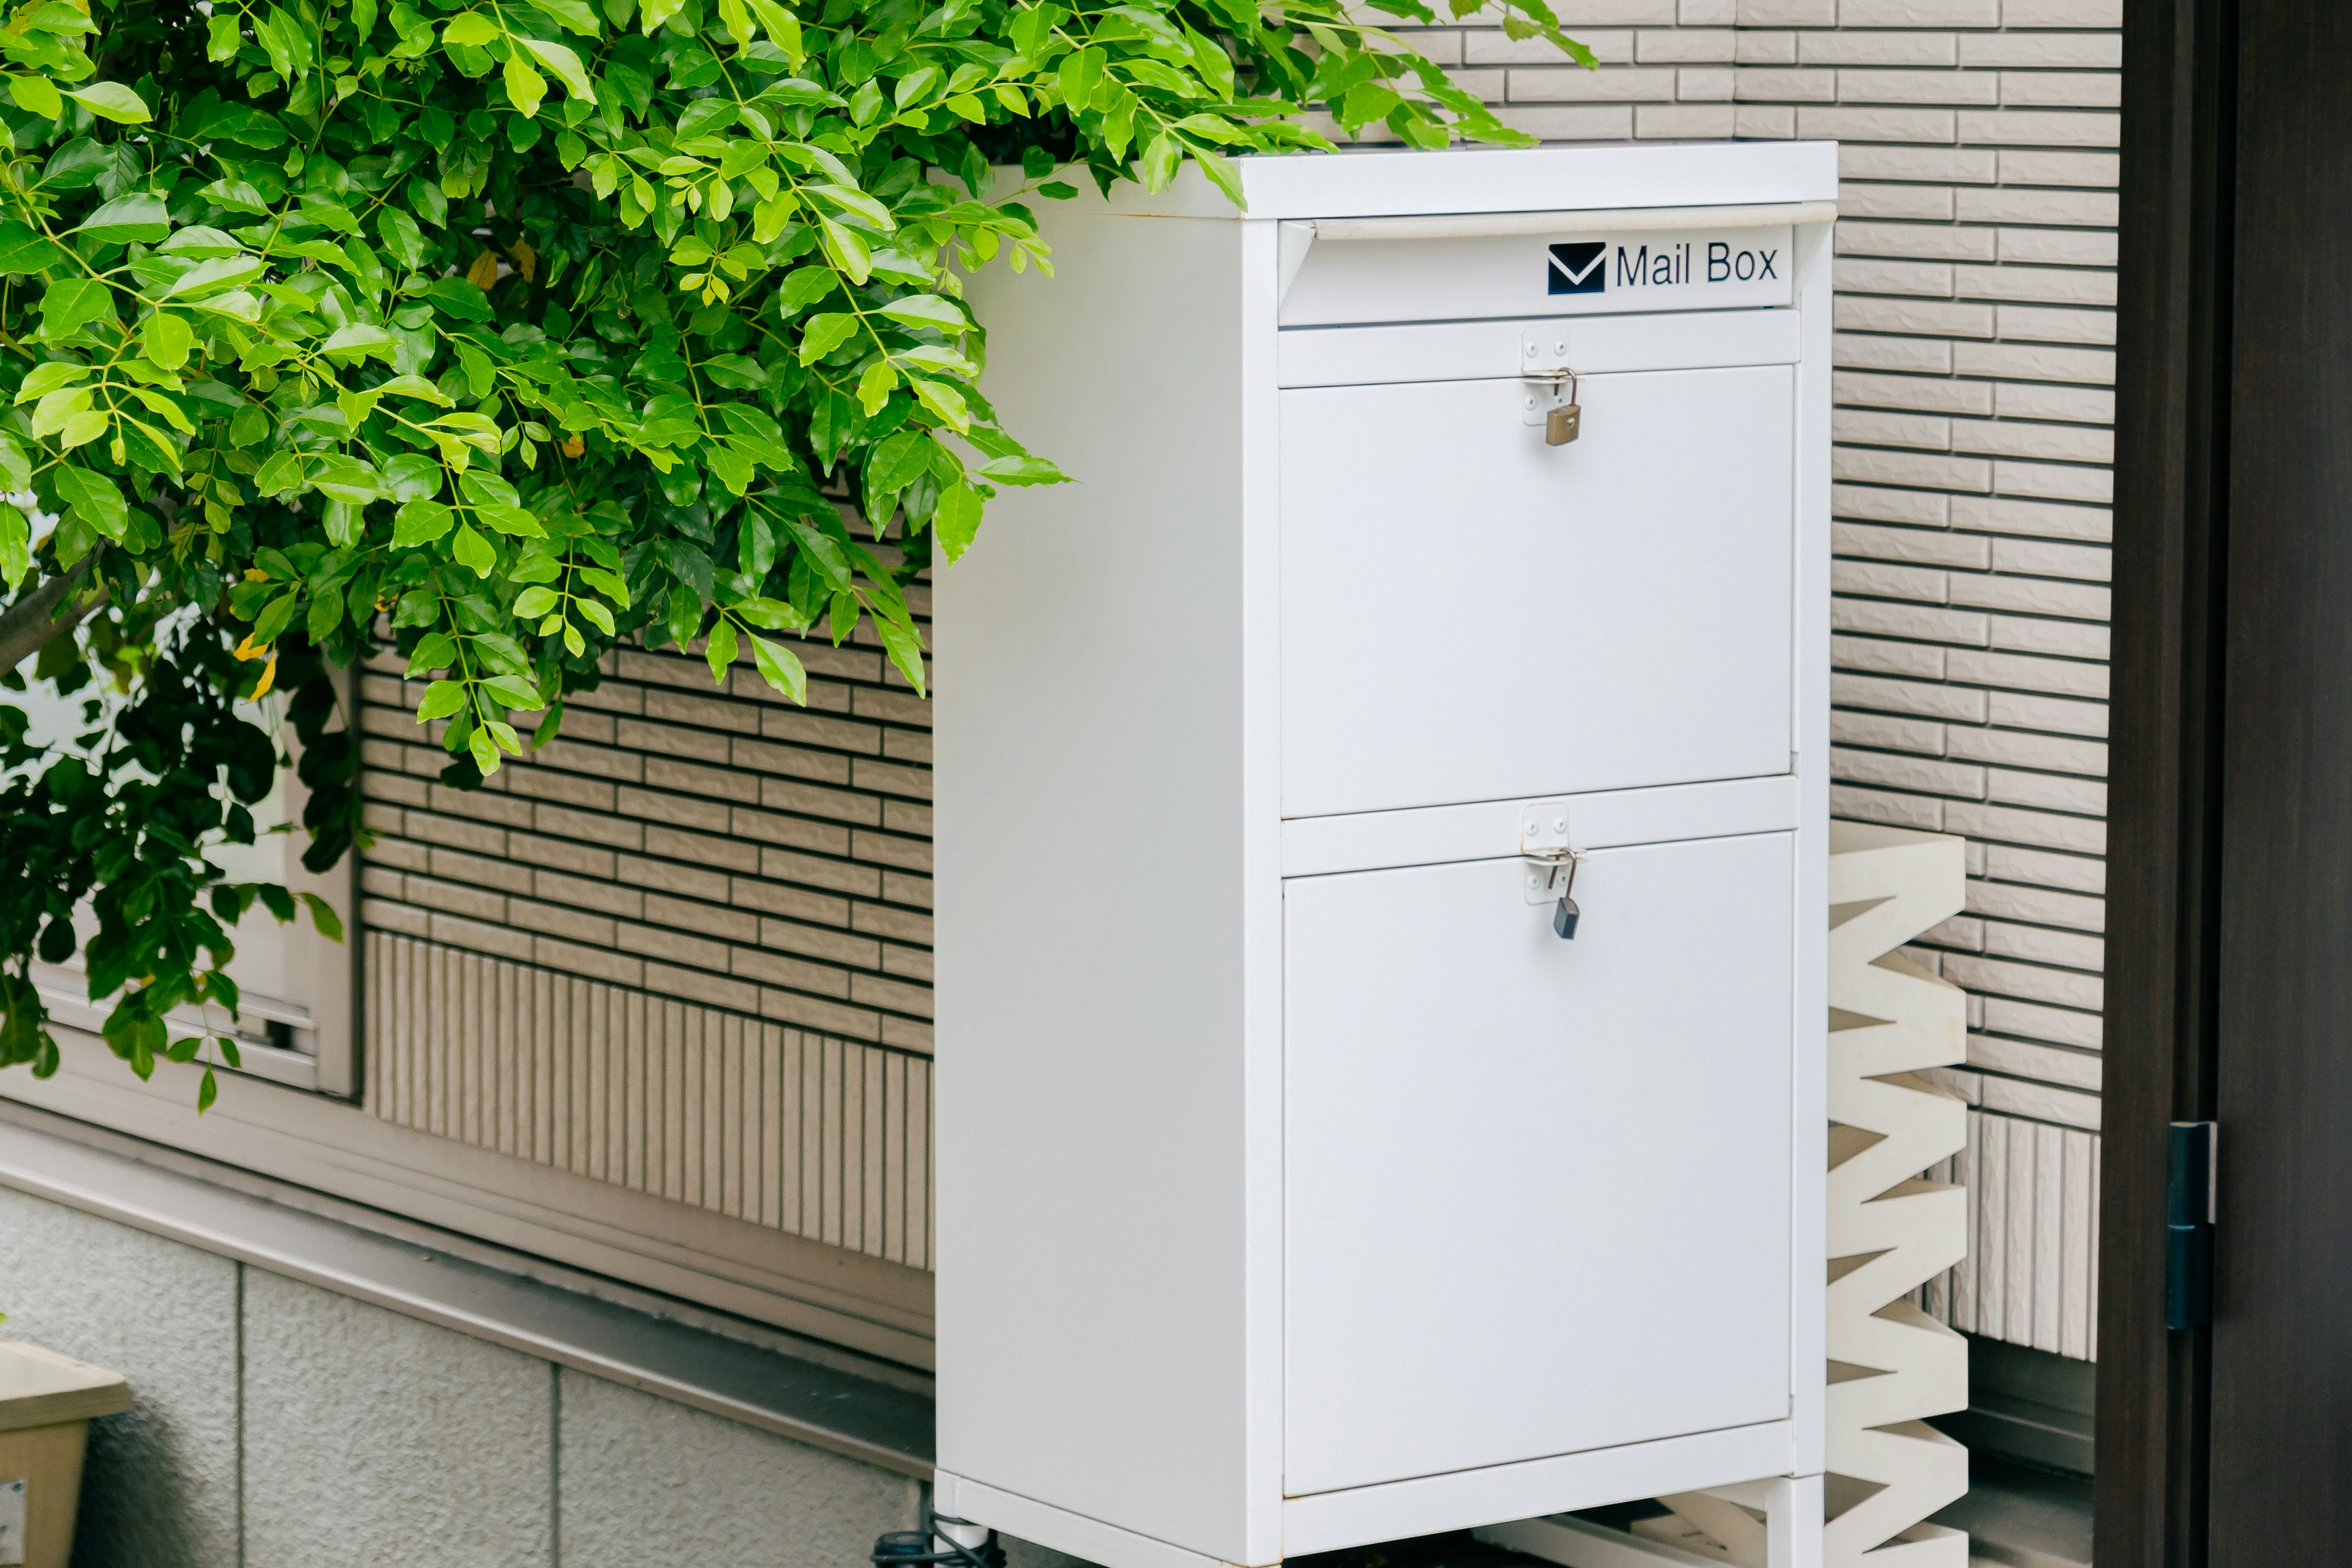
[937,141,1835,1568]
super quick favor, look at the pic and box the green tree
[0,0,1585,1104]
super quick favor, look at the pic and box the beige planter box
[0,1341,131,1568]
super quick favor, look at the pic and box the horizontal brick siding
[357,581,936,1057]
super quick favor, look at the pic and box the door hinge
[2166,1120,2217,1330]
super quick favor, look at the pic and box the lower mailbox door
[1282,832,1795,1497]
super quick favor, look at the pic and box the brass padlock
[1544,371,1580,446]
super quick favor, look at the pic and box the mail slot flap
[1277,307,1800,390]
[1279,223,1798,328]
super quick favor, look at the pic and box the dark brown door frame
[2103,0,2233,1562]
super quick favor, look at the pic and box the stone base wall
[0,1185,1041,1568]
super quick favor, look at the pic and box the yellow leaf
[251,653,277,699]
[241,569,268,583]
[466,249,501,290]
[508,237,537,282]
[233,632,271,660]
[560,434,584,458]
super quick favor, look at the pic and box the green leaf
[452,522,498,574]
[9,75,61,119]
[875,293,966,331]
[300,892,345,942]
[512,585,559,617]
[0,223,64,274]
[442,10,500,45]
[749,635,806,703]
[503,51,548,116]
[164,256,264,298]
[1057,45,1104,113]
[797,312,860,363]
[426,278,494,322]
[51,466,127,541]
[780,265,839,311]
[872,616,928,697]
[62,81,151,124]
[379,374,451,409]
[521,37,597,100]
[377,207,428,270]
[532,0,605,32]
[416,679,470,720]
[39,277,115,339]
[978,453,1071,486]
[704,616,737,680]
[158,225,244,257]
[934,480,982,563]
[383,454,443,500]
[322,324,398,363]
[392,500,454,545]
[481,673,543,709]
[911,378,970,433]
[0,501,26,592]
[15,361,90,404]
[1189,145,1246,210]
[310,455,385,503]
[197,1066,218,1113]
[732,595,804,630]
[142,312,194,369]
[867,429,932,493]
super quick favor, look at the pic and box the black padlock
[1551,852,1582,940]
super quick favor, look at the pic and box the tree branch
[0,557,97,675]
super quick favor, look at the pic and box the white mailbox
[937,142,1834,1568]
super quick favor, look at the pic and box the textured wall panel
[368,932,933,1269]
[1918,1107,2098,1360]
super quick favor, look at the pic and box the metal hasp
[2166,1120,2218,1329]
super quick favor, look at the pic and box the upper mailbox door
[1282,832,1795,1496]
[1279,363,1795,820]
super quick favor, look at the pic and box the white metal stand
[1478,1475,1824,1568]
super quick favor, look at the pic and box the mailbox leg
[1762,1474,1824,1568]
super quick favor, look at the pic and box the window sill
[0,1100,933,1479]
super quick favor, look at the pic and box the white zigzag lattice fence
[1630,824,1971,1567]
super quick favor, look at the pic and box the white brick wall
[1381,0,2118,1355]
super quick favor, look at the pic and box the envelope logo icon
[1548,241,1607,295]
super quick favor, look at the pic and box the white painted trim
[1308,203,1838,243]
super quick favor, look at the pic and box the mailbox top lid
[1071,140,1838,224]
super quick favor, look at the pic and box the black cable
[873,1511,1006,1568]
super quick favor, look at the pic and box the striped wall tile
[365,932,933,1269]
[1919,1107,2099,1362]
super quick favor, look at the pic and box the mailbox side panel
[940,210,1257,1562]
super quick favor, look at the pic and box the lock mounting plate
[1520,799,1574,905]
